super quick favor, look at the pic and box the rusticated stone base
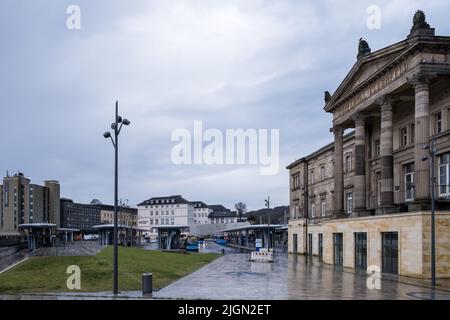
[288,211,450,278]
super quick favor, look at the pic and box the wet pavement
[154,252,450,300]
[2,241,450,300]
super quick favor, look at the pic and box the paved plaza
[1,241,450,300]
[154,245,450,300]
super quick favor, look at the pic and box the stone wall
[288,211,450,278]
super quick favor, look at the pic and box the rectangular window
[3,182,9,207]
[435,112,442,134]
[321,200,326,217]
[346,192,353,214]
[345,154,352,173]
[375,139,380,157]
[439,153,450,197]
[400,127,408,147]
[310,202,315,218]
[404,163,415,202]
[310,170,315,184]
[376,172,381,206]
[320,166,326,180]
[292,173,300,191]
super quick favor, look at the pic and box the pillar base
[375,205,399,215]
[408,199,431,212]
[351,209,374,218]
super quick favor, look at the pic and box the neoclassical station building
[288,11,450,278]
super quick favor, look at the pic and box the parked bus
[214,233,227,245]
[185,236,199,252]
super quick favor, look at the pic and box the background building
[60,198,138,235]
[0,172,60,238]
[208,205,237,224]
[137,195,194,240]
[191,201,212,224]
[60,198,101,234]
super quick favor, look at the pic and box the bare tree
[235,202,247,222]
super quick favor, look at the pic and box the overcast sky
[1,0,449,210]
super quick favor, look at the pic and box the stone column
[333,126,345,215]
[353,114,367,214]
[378,96,395,212]
[411,73,431,204]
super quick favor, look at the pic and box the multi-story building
[0,172,60,238]
[60,198,101,234]
[191,201,212,224]
[288,11,450,278]
[60,198,138,234]
[137,195,194,240]
[98,203,137,227]
[208,205,238,224]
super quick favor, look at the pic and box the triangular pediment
[325,39,414,111]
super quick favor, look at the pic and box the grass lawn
[0,246,219,294]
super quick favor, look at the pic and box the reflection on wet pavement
[154,252,450,300]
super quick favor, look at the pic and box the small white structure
[250,249,274,262]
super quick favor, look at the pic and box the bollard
[142,273,153,294]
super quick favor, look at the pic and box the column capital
[351,113,368,127]
[330,125,344,136]
[375,95,398,110]
[407,71,437,89]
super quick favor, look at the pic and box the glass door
[382,232,398,274]
[354,232,367,270]
[333,233,343,267]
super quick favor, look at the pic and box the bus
[214,233,227,245]
[185,236,199,252]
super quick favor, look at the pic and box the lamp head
[103,131,111,139]
[122,119,131,126]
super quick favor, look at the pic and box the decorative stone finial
[357,38,371,60]
[324,91,331,103]
[408,10,434,37]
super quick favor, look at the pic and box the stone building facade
[288,11,450,278]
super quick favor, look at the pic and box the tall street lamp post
[265,196,270,249]
[103,101,131,294]
[422,137,436,288]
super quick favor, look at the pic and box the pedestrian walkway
[154,253,450,300]
[34,241,104,257]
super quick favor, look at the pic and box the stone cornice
[324,37,450,114]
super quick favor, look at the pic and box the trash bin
[142,273,153,294]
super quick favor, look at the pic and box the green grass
[0,247,219,294]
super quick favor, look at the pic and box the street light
[103,100,130,294]
[265,196,270,249]
[422,137,436,288]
